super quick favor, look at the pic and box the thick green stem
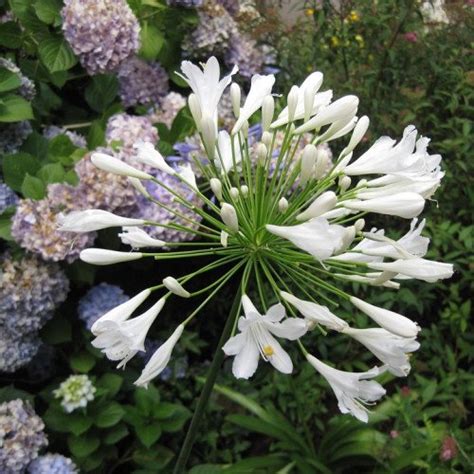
[173,286,243,473]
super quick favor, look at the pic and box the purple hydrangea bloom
[136,171,203,243]
[0,121,32,155]
[0,182,18,213]
[118,57,169,107]
[0,335,41,373]
[28,454,78,474]
[61,0,140,75]
[0,58,36,101]
[0,399,48,473]
[78,283,129,330]
[148,92,186,128]
[225,34,266,78]
[105,113,158,152]
[43,125,87,149]
[167,0,203,7]
[0,253,69,337]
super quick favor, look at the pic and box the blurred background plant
[0,0,472,472]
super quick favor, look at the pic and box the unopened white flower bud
[261,131,272,148]
[58,210,145,233]
[300,144,317,184]
[163,277,190,298]
[339,176,351,192]
[80,249,143,266]
[304,82,317,122]
[357,179,368,188]
[230,83,241,117]
[256,143,267,166]
[220,230,229,247]
[338,225,356,253]
[230,187,239,199]
[297,191,337,221]
[240,185,249,197]
[287,85,299,122]
[188,94,202,129]
[278,197,288,213]
[128,177,150,198]
[91,153,152,180]
[355,218,365,232]
[220,203,239,232]
[210,178,223,201]
[314,147,331,179]
[342,115,369,155]
[262,95,275,131]
[241,120,249,138]
[201,117,217,160]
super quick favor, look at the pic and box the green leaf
[37,163,65,184]
[159,405,191,433]
[64,169,79,186]
[97,373,123,397]
[68,434,100,458]
[95,403,126,428]
[33,0,62,25]
[48,134,77,163]
[21,173,45,199]
[134,422,162,448]
[134,386,160,416]
[0,94,34,122]
[0,209,15,241]
[139,22,164,61]
[84,75,118,112]
[0,22,23,49]
[0,385,34,404]
[70,352,96,373]
[104,424,129,445]
[38,36,77,73]
[20,132,49,160]
[87,119,105,148]
[0,68,21,93]
[43,406,93,436]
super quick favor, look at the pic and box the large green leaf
[84,75,118,112]
[0,94,34,122]
[21,173,45,199]
[33,0,62,25]
[0,22,23,49]
[95,403,126,428]
[2,153,41,191]
[68,434,100,458]
[38,36,77,73]
[0,68,21,93]
[139,22,164,61]
[134,422,162,448]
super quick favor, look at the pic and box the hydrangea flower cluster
[78,283,130,330]
[61,0,140,74]
[118,57,169,107]
[167,0,203,6]
[53,375,96,413]
[0,253,68,371]
[0,121,32,155]
[62,57,452,422]
[0,58,36,100]
[0,181,18,213]
[28,454,78,474]
[0,399,48,474]
[148,92,187,128]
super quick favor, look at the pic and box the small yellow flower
[331,36,340,47]
[305,8,314,16]
[348,10,360,22]
[306,65,313,72]
[355,34,364,47]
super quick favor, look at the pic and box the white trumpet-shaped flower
[91,152,152,180]
[232,74,275,134]
[80,249,143,266]
[342,327,420,376]
[296,191,337,221]
[223,295,307,379]
[280,292,348,331]
[306,354,386,422]
[216,130,242,173]
[92,298,165,368]
[119,227,166,248]
[58,209,145,233]
[135,324,184,387]
[163,277,191,298]
[133,142,176,175]
[178,56,238,126]
[267,218,345,260]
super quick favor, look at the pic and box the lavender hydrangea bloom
[0,121,32,155]
[136,171,203,243]
[167,0,203,6]
[0,254,69,336]
[148,92,187,128]
[78,283,129,330]
[0,399,48,473]
[225,34,266,78]
[0,58,36,100]
[0,335,41,373]
[106,113,159,153]
[61,0,140,75]
[28,454,78,474]
[0,182,18,213]
[118,57,169,107]
[43,125,87,149]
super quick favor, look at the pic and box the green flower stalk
[60,56,453,424]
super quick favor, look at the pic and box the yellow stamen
[263,345,274,357]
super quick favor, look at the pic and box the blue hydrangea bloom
[0,182,18,213]
[78,283,129,330]
[28,453,78,474]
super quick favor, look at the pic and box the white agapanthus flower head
[61,56,453,422]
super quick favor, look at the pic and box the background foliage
[0,0,473,472]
